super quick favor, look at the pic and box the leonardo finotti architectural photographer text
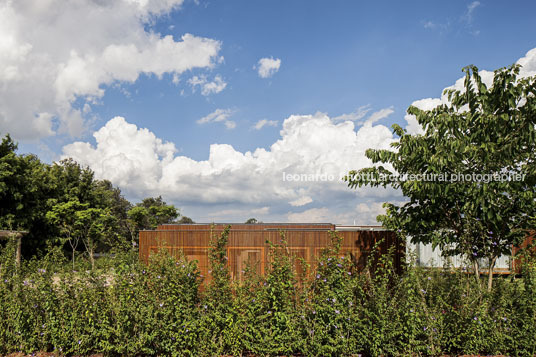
[282,172,526,183]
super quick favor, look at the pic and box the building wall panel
[139,224,404,282]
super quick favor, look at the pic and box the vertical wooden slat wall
[139,224,404,282]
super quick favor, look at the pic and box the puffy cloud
[253,119,278,130]
[62,48,536,223]
[404,47,536,134]
[124,0,184,15]
[518,48,536,77]
[256,57,281,78]
[61,117,177,191]
[0,0,221,140]
[188,75,227,95]
[197,108,236,129]
[63,110,401,224]
[404,98,442,135]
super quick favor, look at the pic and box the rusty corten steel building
[139,223,405,281]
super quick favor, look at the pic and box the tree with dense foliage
[127,196,179,230]
[44,160,131,260]
[0,134,187,260]
[0,135,46,231]
[127,196,179,245]
[92,179,132,250]
[0,135,52,255]
[245,218,258,224]
[75,207,117,270]
[45,200,86,269]
[345,64,536,290]
[177,215,195,224]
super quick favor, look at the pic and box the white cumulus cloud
[0,0,221,140]
[256,57,281,78]
[404,47,536,134]
[61,48,536,224]
[63,109,400,223]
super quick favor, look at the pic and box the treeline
[0,134,192,264]
[1,230,535,356]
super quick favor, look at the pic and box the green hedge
[1,232,535,356]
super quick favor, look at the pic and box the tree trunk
[15,233,21,270]
[487,255,497,292]
[83,236,95,271]
[474,259,480,288]
[72,249,75,271]
[89,247,95,271]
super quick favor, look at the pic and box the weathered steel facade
[139,223,404,280]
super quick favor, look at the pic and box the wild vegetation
[1,230,535,356]
[0,134,191,263]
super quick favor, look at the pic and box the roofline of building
[140,223,389,232]
[158,223,335,226]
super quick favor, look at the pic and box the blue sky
[3,0,536,223]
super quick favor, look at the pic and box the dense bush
[1,231,535,356]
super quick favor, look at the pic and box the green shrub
[240,234,302,355]
[1,232,536,356]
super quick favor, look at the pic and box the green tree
[92,179,132,251]
[0,134,50,254]
[345,64,536,291]
[0,137,132,258]
[127,196,179,244]
[76,207,117,270]
[45,200,86,269]
[47,160,131,253]
[46,201,118,270]
[0,135,42,230]
[47,159,96,206]
[177,216,195,224]
[245,218,258,224]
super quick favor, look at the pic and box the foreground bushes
[1,233,536,356]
